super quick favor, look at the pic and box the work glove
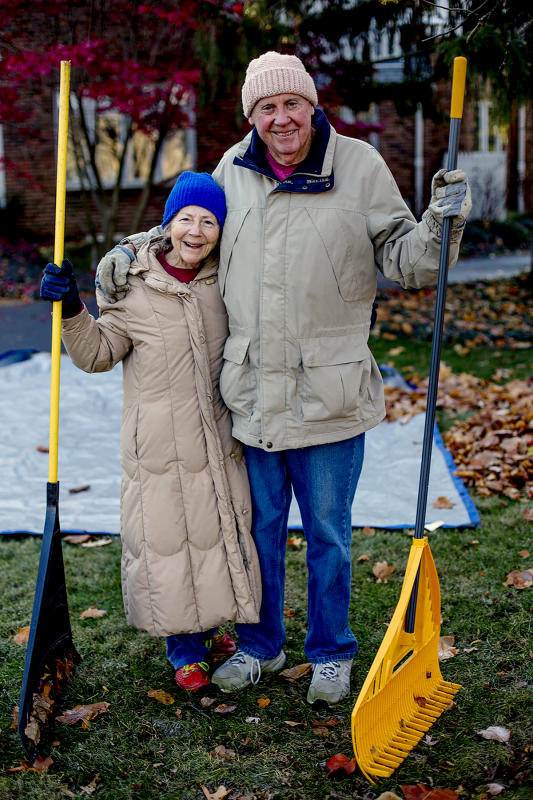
[40,259,83,318]
[423,168,472,238]
[95,244,135,303]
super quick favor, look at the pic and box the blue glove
[40,259,82,318]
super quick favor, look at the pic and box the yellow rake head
[351,537,461,782]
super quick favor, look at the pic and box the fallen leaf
[36,445,49,453]
[80,775,100,796]
[376,793,403,800]
[518,549,530,558]
[200,785,233,800]
[0,755,54,775]
[311,716,343,728]
[401,785,459,800]
[477,725,511,742]
[200,696,217,708]
[81,537,113,548]
[284,720,306,727]
[174,708,183,718]
[523,507,533,521]
[414,696,428,707]
[283,606,296,617]
[29,755,54,773]
[325,752,357,776]
[213,704,237,714]
[357,554,369,562]
[373,561,395,581]
[503,569,533,589]
[313,726,329,737]
[147,689,174,705]
[211,745,237,760]
[56,701,110,729]
[438,636,458,661]
[10,706,18,729]
[287,535,303,549]
[80,606,107,620]
[280,662,312,682]
[362,526,376,536]
[425,520,444,531]
[486,783,505,796]
[432,496,456,509]
[245,716,260,723]
[24,720,40,744]
[13,625,30,645]
[389,346,405,356]
[64,534,93,545]
[257,698,270,708]
[68,484,91,494]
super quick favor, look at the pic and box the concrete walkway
[377,251,530,289]
[0,253,529,354]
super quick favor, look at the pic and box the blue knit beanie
[162,171,226,230]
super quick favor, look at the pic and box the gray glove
[95,245,135,303]
[423,169,472,237]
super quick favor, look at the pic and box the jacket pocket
[299,337,371,423]
[121,404,139,479]
[220,334,255,417]
[219,208,251,297]
[305,208,375,301]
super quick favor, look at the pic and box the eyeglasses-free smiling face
[165,205,220,269]
[249,93,314,167]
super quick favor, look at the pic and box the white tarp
[0,353,479,535]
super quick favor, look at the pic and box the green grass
[1,341,532,799]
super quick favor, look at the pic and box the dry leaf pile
[374,278,532,349]
[384,364,485,424]
[383,365,532,501]
[22,652,76,747]
[444,378,532,500]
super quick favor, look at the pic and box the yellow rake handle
[450,56,467,119]
[49,60,71,483]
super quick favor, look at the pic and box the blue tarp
[0,350,479,535]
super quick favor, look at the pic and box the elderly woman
[40,172,261,692]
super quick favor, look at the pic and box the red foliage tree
[0,0,246,254]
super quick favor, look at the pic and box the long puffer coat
[60,238,262,637]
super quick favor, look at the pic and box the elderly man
[96,51,471,706]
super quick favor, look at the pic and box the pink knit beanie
[242,51,318,118]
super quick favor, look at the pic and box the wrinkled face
[249,93,314,166]
[167,205,220,267]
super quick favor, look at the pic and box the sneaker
[174,661,210,692]
[306,659,353,706]
[211,649,287,693]
[205,631,237,664]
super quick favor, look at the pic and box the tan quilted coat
[60,237,261,637]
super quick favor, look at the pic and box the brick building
[1,64,531,246]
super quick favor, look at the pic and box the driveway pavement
[0,253,530,354]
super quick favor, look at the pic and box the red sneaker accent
[174,662,210,691]
[205,631,237,663]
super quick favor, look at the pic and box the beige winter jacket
[211,109,463,451]
[61,238,261,637]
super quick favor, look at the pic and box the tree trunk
[130,127,168,235]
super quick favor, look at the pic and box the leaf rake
[351,56,468,782]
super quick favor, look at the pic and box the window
[62,94,196,191]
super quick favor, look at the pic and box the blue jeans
[236,434,365,663]
[166,628,217,670]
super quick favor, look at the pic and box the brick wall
[3,82,531,243]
